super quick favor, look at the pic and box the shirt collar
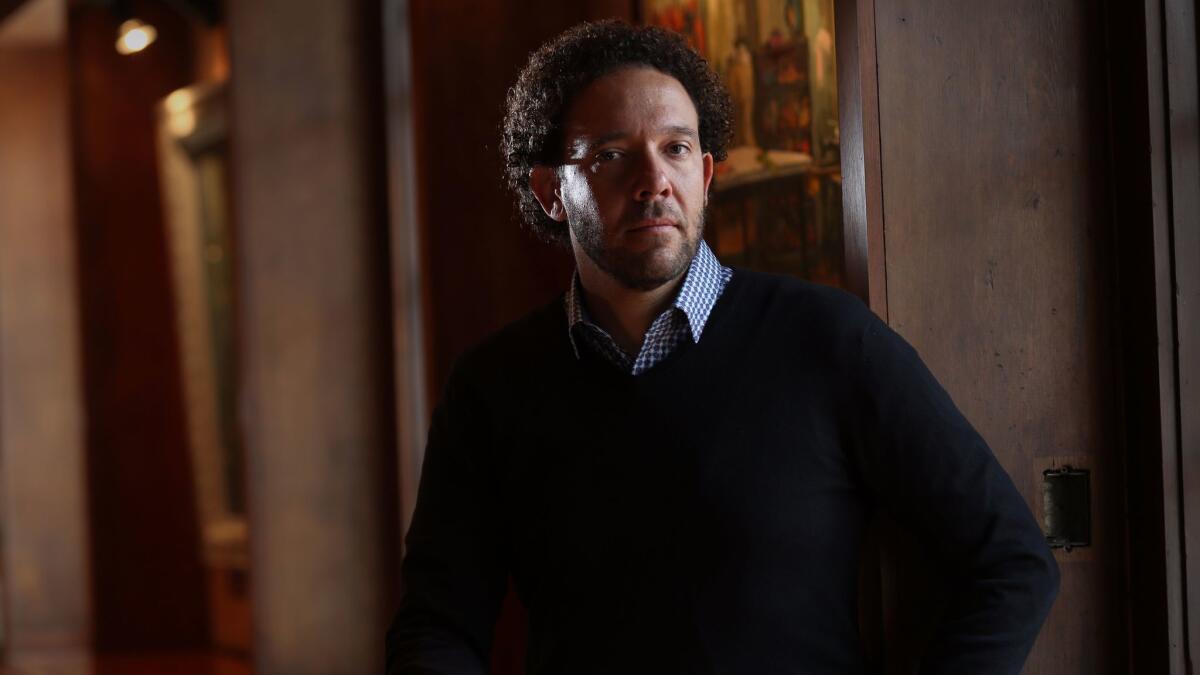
[565,240,727,358]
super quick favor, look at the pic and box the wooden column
[227,1,397,673]
[0,35,90,653]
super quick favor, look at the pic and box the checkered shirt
[565,241,733,375]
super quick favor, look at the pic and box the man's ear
[702,152,715,201]
[529,165,567,222]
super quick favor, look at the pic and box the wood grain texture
[872,0,1126,671]
[0,44,90,652]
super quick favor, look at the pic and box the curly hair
[501,20,734,246]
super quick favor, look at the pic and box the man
[388,20,1058,675]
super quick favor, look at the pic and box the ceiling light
[115,18,156,55]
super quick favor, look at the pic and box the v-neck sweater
[388,270,1059,675]
[565,240,732,374]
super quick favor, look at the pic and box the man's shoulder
[451,294,571,384]
[729,268,878,336]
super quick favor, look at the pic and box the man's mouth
[626,218,679,233]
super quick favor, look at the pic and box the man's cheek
[559,175,591,209]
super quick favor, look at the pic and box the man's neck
[576,258,685,357]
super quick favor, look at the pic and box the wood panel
[67,0,210,650]
[871,0,1125,672]
[0,43,90,652]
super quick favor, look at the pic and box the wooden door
[838,0,1194,672]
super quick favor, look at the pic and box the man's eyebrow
[569,126,700,156]
[663,125,699,140]
[571,131,628,155]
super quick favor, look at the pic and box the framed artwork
[156,82,248,573]
[644,0,845,287]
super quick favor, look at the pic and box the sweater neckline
[571,269,750,384]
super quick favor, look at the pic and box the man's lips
[625,218,679,233]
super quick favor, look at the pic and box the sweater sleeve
[851,313,1060,675]
[386,363,507,674]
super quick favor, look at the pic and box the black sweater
[387,270,1060,675]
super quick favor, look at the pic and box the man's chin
[617,273,677,292]
[606,250,691,291]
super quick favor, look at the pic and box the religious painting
[644,0,844,287]
[644,0,707,55]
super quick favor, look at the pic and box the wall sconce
[115,16,156,55]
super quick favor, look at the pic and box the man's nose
[631,150,672,202]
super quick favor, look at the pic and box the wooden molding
[836,0,887,320]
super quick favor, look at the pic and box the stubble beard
[569,203,706,292]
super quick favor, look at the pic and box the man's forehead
[563,119,699,140]
[561,67,699,139]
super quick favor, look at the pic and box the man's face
[535,67,715,291]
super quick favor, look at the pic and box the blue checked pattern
[565,241,733,375]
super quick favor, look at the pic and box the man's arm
[851,314,1060,675]
[387,365,507,675]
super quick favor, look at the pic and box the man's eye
[667,143,691,156]
[596,150,622,161]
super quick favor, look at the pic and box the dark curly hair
[501,20,734,245]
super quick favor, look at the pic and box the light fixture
[115,17,156,55]
[163,89,197,137]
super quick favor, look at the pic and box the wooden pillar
[227,1,397,673]
[0,3,90,650]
